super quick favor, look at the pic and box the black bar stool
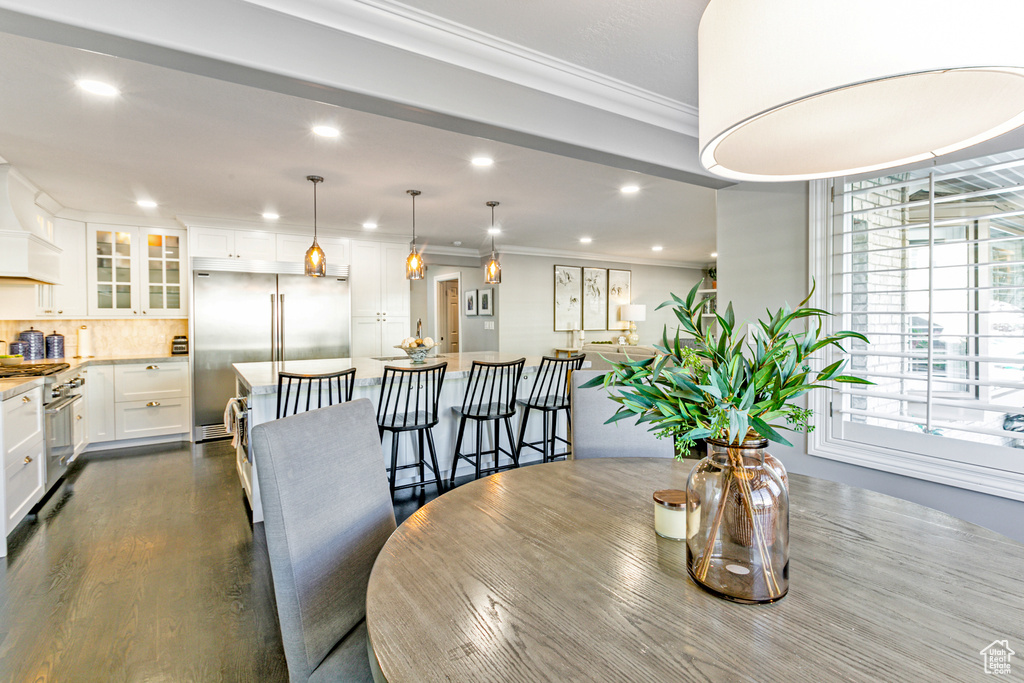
[515,354,585,463]
[376,362,447,500]
[276,368,357,419]
[449,358,525,486]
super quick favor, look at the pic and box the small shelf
[696,289,717,295]
[701,314,717,319]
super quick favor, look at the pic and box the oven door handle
[45,394,82,414]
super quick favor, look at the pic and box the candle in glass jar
[653,489,687,540]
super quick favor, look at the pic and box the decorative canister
[18,327,44,361]
[9,340,28,357]
[45,330,65,359]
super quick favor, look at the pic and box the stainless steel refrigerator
[191,259,351,440]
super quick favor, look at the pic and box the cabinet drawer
[114,363,189,402]
[115,398,189,440]
[5,438,44,528]
[4,386,44,463]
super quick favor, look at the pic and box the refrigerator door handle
[270,294,278,363]
[279,294,285,362]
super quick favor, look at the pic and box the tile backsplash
[0,319,187,357]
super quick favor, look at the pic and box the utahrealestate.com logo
[981,640,1014,675]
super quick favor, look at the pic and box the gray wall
[496,253,704,357]
[411,258,499,353]
[717,181,1024,543]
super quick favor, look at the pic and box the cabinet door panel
[140,227,187,316]
[234,231,276,261]
[85,365,116,443]
[5,438,45,529]
[114,362,189,402]
[51,219,89,317]
[381,243,411,317]
[3,387,44,468]
[190,227,234,258]
[351,316,382,358]
[350,241,383,317]
[382,317,411,352]
[87,225,140,316]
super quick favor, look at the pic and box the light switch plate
[484,321,495,330]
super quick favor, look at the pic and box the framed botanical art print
[553,265,582,331]
[608,269,632,330]
[479,288,494,316]
[582,267,608,330]
[465,289,478,317]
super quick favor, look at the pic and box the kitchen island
[233,352,588,522]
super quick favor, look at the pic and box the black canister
[45,330,65,359]
[18,327,44,361]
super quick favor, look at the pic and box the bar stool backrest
[526,355,586,407]
[377,362,448,429]
[276,368,357,419]
[461,358,526,417]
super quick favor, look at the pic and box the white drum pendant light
[698,0,1024,181]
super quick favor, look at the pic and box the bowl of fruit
[0,354,24,366]
[395,337,436,364]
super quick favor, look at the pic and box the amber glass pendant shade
[305,240,326,277]
[406,249,424,280]
[483,200,501,285]
[304,175,326,278]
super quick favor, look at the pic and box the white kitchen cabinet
[2,386,46,552]
[72,391,88,456]
[86,224,188,317]
[276,233,349,266]
[85,364,116,443]
[190,227,276,260]
[114,397,190,440]
[114,362,188,402]
[350,241,411,354]
[37,218,88,317]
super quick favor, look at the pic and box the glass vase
[686,437,789,604]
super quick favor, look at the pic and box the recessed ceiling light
[652,246,663,251]
[453,241,463,246]
[580,237,593,244]
[488,227,501,235]
[76,79,119,97]
[620,185,640,194]
[362,222,377,229]
[313,125,340,138]
[711,252,718,258]
[137,199,157,208]
[471,157,494,167]
[262,212,279,220]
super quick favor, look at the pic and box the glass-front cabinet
[86,224,187,317]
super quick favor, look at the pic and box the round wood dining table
[366,458,1024,682]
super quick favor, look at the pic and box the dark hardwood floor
[0,439,445,683]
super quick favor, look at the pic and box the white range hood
[0,165,61,285]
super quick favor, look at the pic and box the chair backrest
[276,368,357,419]
[461,358,525,417]
[569,370,676,459]
[526,354,585,407]
[251,399,397,681]
[376,362,447,429]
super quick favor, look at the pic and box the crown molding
[244,0,698,137]
[421,244,482,258]
[174,214,413,243]
[494,244,705,270]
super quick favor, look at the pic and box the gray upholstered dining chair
[251,398,396,683]
[569,369,675,459]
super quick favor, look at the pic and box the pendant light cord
[490,203,495,253]
[313,180,318,241]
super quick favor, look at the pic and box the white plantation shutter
[826,150,1024,475]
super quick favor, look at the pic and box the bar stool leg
[493,418,501,471]
[542,411,550,463]
[474,420,483,480]
[450,417,468,487]
[417,429,425,493]
[503,417,519,467]
[515,408,530,463]
[388,432,400,500]
[425,429,444,496]
[551,411,561,460]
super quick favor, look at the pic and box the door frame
[433,272,461,354]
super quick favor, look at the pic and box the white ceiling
[399,0,708,104]
[0,31,717,264]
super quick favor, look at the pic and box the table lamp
[619,304,646,346]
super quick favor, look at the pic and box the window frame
[807,178,1024,502]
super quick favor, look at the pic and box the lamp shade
[620,304,646,322]
[698,0,1024,181]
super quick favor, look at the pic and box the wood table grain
[366,458,1024,682]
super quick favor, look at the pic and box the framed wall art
[608,269,632,330]
[465,289,478,317]
[582,267,608,330]
[553,265,582,331]
[479,288,494,316]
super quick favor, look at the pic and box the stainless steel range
[44,367,85,491]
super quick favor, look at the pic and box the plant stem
[727,447,781,597]
[695,465,732,581]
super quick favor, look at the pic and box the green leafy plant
[582,281,871,455]
[706,266,717,282]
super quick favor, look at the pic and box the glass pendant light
[484,200,501,285]
[406,189,425,280]
[304,175,326,277]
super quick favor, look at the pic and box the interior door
[192,270,276,431]
[445,280,460,353]
[277,274,351,361]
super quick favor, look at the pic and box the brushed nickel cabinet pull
[146,401,161,407]
[146,365,159,370]
[24,456,32,464]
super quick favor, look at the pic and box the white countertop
[234,352,584,395]
[0,354,187,401]
[0,377,44,401]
